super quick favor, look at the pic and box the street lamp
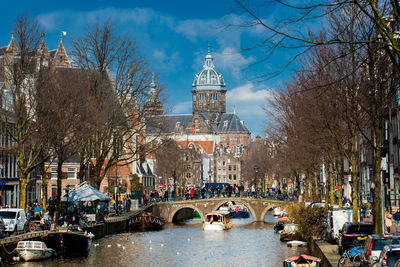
[254,166,259,193]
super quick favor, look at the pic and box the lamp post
[254,166,259,193]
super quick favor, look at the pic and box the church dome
[192,49,226,90]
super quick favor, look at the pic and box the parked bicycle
[338,246,364,267]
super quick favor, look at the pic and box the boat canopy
[287,254,321,263]
[17,241,47,249]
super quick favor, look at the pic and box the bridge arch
[168,204,205,223]
[260,203,283,221]
[212,199,257,220]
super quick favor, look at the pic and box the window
[51,167,57,172]
[51,185,57,198]
[186,173,191,178]
[222,161,226,166]
[228,165,232,171]
[51,173,57,179]
[234,174,237,180]
[233,165,237,171]
[229,174,232,180]
[67,168,76,179]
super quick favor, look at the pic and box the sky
[0,0,304,138]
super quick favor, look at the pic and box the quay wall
[309,237,340,267]
[0,210,142,262]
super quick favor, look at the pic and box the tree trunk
[93,162,103,189]
[337,154,344,208]
[304,178,309,201]
[55,160,63,223]
[373,116,383,234]
[19,175,28,210]
[329,160,335,205]
[41,162,47,213]
[313,168,320,202]
[350,136,359,223]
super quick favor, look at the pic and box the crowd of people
[141,184,294,203]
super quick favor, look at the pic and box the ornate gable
[6,33,19,53]
[52,34,71,68]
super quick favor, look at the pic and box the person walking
[394,209,400,232]
[385,209,393,233]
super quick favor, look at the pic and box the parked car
[326,208,353,243]
[0,217,5,238]
[0,208,29,233]
[375,245,400,267]
[338,222,374,255]
[361,235,400,267]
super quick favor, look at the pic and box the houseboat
[203,211,232,231]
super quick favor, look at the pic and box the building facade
[146,49,251,188]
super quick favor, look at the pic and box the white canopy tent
[62,183,110,202]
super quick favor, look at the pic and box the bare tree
[154,139,185,195]
[71,21,163,189]
[36,67,95,221]
[1,13,50,209]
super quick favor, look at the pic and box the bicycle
[338,246,364,267]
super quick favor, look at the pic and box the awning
[62,183,110,202]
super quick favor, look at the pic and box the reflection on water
[7,216,308,267]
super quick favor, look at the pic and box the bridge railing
[146,192,294,204]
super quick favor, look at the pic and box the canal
[7,215,308,267]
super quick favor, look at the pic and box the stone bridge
[151,198,287,222]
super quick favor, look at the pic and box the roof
[0,208,24,212]
[217,113,250,133]
[207,210,230,216]
[146,113,249,135]
[136,161,153,176]
[192,52,226,90]
[62,183,110,202]
[176,140,215,155]
[146,114,192,134]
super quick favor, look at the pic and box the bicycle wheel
[351,254,362,267]
[338,256,347,267]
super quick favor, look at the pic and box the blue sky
[0,0,303,138]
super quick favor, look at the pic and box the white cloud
[227,82,273,116]
[213,47,256,78]
[37,7,175,31]
[171,101,192,114]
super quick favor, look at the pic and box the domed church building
[146,47,251,187]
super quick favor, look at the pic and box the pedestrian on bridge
[394,209,400,232]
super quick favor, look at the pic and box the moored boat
[218,201,250,219]
[273,217,296,233]
[130,212,165,231]
[279,223,300,242]
[41,230,94,257]
[15,241,56,262]
[273,207,287,217]
[283,254,322,267]
[203,210,232,231]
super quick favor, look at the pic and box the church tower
[192,46,226,123]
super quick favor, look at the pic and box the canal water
[7,216,308,267]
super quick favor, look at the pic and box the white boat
[203,211,233,231]
[273,207,287,217]
[15,241,56,262]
